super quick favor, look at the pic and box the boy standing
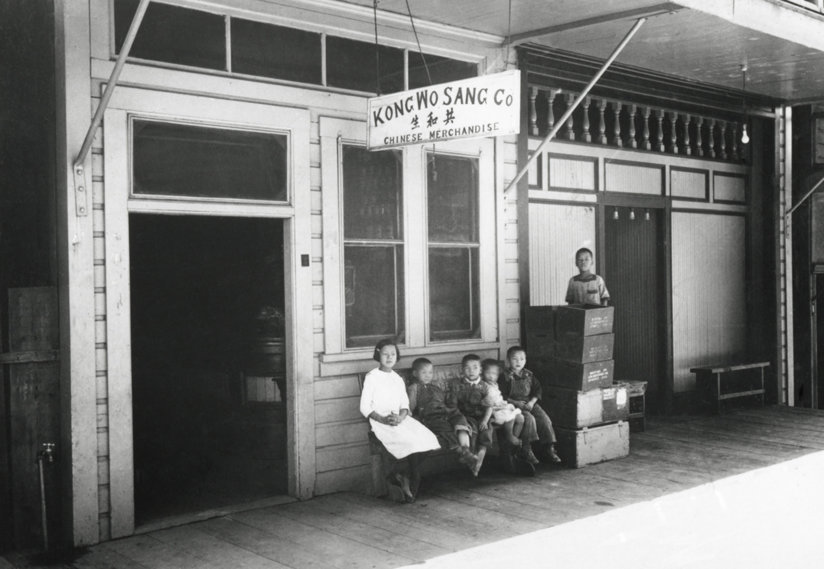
[501,346,562,464]
[565,247,610,306]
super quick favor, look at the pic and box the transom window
[114,0,477,93]
[132,120,288,201]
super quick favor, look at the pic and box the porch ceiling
[341,0,824,102]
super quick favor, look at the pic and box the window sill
[318,341,502,377]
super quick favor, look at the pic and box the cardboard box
[545,384,629,429]
[555,421,630,468]
[555,304,614,337]
[534,358,614,392]
[554,332,614,363]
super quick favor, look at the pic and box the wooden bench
[360,364,465,496]
[690,361,769,415]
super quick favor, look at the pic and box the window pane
[231,19,322,84]
[133,121,288,201]
[344,245,405,347]
[115,0,225,70]
[326,36,404,93]
[429,248,479,340]
[428,155,478,243]
[343,146,402,240]
[409,52,477,89]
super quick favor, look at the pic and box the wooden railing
[528,86,750,164]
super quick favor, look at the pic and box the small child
[407,357,480,475]
[501,346,562,464]
[479,359,523,445]
[565,247,610,306]
[446,354,496,476]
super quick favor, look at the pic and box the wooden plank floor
[6,406,824,569]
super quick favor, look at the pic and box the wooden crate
[525,306,557,358]
[554,333,614,364]
[555,304,614,337]
[545,384,629,429]
[534,358,614,392]
[555,421,630,468]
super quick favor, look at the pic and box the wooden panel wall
[548,156,597,190]
[528,203,596,306]
[671,168,708,200]
[672,212,747,391]
[714,173,747,203]
[605,162,663,195]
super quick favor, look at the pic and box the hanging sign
[367,70,520,150]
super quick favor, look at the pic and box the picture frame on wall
[814,114,824,165]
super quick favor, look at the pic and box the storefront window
[427,154,480,340]
[132,120,288,201]
[342,146,405,346]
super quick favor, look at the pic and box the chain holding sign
[367,70,520,150]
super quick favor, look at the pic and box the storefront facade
[5,0,824,552]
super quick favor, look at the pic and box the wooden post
[529,86,538,136]
[613,102,622,147]
[629,104,637,149]
[582,96,592,142]
[565,92,576,141]
[598,99,607,144]
[684,114,692,156]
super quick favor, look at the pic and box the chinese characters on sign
[367,70,520,149]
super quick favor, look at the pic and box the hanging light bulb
[644,209,651,221]
[740,122,750,145]
[612,208,619,221]
[629,209,636,221]
[740,64,750,145]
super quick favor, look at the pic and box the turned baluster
[628,104,638,148]
[730,123,739,160]
[582,97,592,142]
[529,87,538,135]
[707,119,716,158]
[597,99,607,144]
[719,121,727,160]
[565,92,575,141]
[546,89,558,133]
[613,102,623,147]
[670,112,678,154]
[695,116,704,157]
[643,106,652,150]
[656,109,665,152]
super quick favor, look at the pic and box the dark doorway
[605,206,666,412]
[130,214,287,525]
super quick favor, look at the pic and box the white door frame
[103,87,314,537]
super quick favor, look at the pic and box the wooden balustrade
[528,85,749,163]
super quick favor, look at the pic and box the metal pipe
[73,0,151,170]
[37,443,55,552]
[503,17,647,195]
[786,173,824,220]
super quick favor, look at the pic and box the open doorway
[605,206,666,412]
[130,214,287,525]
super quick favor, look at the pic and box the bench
[690,361,769,415]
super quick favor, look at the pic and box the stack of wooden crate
[526,304,630,468]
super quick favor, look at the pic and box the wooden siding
[528,203,596,306]
[672,212,747,392]
[605,161,663,195]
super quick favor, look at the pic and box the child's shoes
[520,445,540,465]
[542,445,562,464]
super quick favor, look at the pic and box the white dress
[360,368,440,459]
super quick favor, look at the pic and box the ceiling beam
[507,2,683,45]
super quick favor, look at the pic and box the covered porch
[8,405,822,568]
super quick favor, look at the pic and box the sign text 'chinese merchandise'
[367,70,520,149]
